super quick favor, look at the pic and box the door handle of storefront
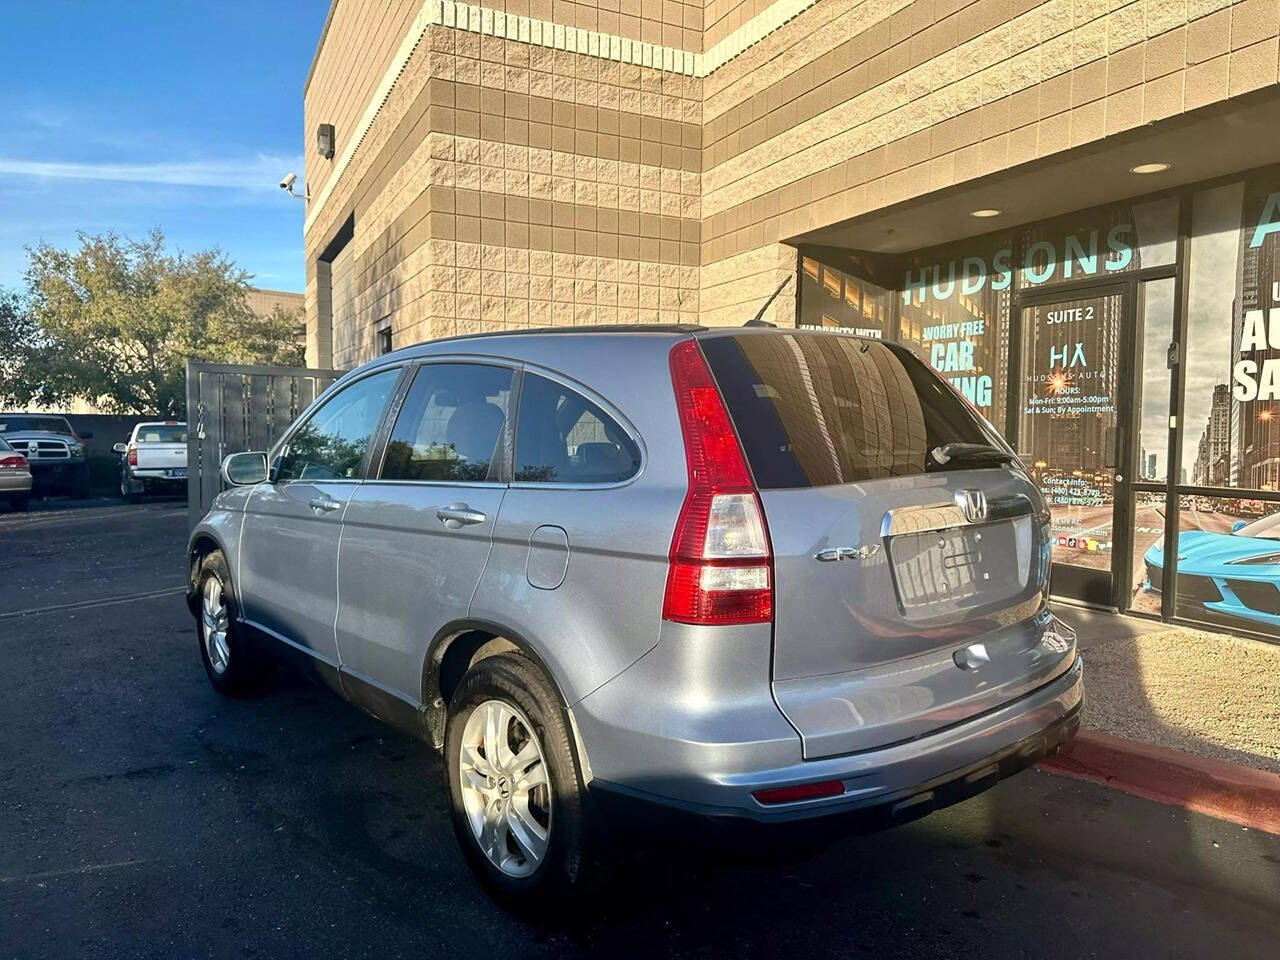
[437,503,486,528]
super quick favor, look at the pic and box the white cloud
[0,155,301,191]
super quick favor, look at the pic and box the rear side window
[700,333,995,489]
[381,363,514,482]
[514,373,641,484]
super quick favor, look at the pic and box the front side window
[381,363,514,482]
[276,368,399,482]
[514,373,641,484]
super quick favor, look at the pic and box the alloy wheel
[201,576,231,675]
[458,699,552,877]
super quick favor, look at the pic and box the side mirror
[221,451,269,486]
[78,430,94,440]
[112,442,128,454]
[1232,519,1247,533]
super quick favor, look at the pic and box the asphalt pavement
[2,499,1278,959]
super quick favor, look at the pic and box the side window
[381,363,515,482]
[275,369,399,482]
[514,373,641,484]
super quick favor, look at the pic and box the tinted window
[0,436,12,452]
[700,333,997,489]
[135,424,188,443]
[276,369,399,481]
[381,363,514,482]
[515,373,641,484]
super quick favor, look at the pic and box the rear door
[238,367,401,667]
[334,360,515,707]
[701,332,1071,758]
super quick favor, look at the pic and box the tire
[9,493,29,512]
[444,652,594,906]
[194,549,265,696]
[121,475,140,503]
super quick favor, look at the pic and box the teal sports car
[1143,512,1280,629]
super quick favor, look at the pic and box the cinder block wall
[303,0,1279,367]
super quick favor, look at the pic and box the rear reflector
[753,780,845,805]
[663,340,773,625]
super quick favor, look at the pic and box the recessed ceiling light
[970,208,1001,218]
[1130,162,1172,174]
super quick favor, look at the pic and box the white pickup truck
[114,421,188,502]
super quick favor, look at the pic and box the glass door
[1015,287,1132,605]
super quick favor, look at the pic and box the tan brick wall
[304,0,1280,363]
[304,0,423,219]
[245,287,305,318]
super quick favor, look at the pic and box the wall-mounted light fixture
[317,123,336,160]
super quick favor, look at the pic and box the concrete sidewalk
[1048,604,1280,832]
[1055,605,1280,774]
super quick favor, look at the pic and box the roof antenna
[743,275,792,327]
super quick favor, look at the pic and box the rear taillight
[0,454,26,470]
[128,447,137,466]
[663,339,773,625]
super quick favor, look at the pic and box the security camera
[279,172,297,192]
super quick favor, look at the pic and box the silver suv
[188,326,1082,901]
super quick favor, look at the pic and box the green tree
[2,229,304,416]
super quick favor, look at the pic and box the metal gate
[185,360,343,529]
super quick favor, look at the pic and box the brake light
[128,447,137,466]
[0,454,26,470]
[663,339,773,625]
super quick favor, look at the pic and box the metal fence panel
[186,360,343,530]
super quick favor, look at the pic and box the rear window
[135,424,188,443]
[0,416,73,435]
[700,332,998,489]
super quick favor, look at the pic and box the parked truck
[114,421,188,502]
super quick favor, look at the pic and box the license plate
[169,468,187,479]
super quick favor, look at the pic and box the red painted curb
[1039,729,1280,836]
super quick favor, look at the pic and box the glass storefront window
[1017,196,1178,287]
[1183,174,1280,491]
[1160,495,1280,638]
[1137,278,1176,483]
[1017,292,1122,571]
[798,256,891,338]
[898,233,1012,430]
[1129,489,1168,615]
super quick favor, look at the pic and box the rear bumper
[128,468,187,481]
[578,652,1083,823]
[0,472,32,494]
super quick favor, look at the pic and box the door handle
[436,503,487,528]
[309,495,341,513]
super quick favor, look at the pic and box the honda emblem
[955,488,988,523]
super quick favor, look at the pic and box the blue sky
[0,1,330,294]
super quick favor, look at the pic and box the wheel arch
[422,619,573,754]
[186,529,228,614]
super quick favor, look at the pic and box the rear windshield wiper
[929,442,1015,466]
